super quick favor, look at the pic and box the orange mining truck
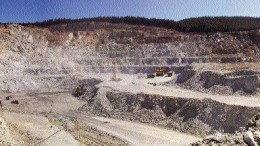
[155,67,168,76]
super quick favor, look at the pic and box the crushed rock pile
[190,113,260,146]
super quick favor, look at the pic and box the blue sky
[1,0,260,23]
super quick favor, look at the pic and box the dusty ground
[3,112,79,146]
[91,116,200,146]
[0,93,128,146]
[65,111,200,146]
[0,80,201,146]
[1,71,259,145]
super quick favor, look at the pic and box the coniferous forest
[8,16,260,32]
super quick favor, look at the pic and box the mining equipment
[147,67,172,78]
[155,67,168,76]
[167,71,173,77]
[147,74,155,78]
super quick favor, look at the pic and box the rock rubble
[190,114,260,146]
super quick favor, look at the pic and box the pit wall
[79,87,260,136]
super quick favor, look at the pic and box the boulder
[253,131,260,142]
[206,132,227,143]
[243,131,257,146]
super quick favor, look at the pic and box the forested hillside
[19,16,260,32]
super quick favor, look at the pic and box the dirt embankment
[76,85,260,137]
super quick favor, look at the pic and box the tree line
[13,16,260,32]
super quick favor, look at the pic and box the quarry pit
[0,22,260,145]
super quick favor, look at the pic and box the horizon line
[1,15,260,24]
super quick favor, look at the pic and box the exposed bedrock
[78,87,260,136]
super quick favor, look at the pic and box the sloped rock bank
[168,68,260,95]
[78,87,260,136]
[201,71,259,94]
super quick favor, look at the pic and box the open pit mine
[0,21,260,146]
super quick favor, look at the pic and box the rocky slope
[1,23,260,71]
[73,80,260,137]
[190,113,260,146]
